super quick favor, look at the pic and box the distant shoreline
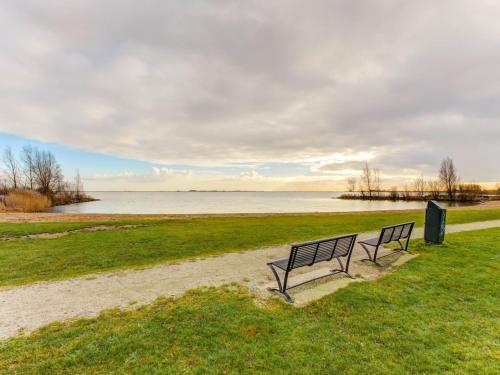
[338,195,483,203]
[83,190,346,193]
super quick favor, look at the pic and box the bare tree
[20,145,35,190]
[346,177,356,193]
[496,183,500,195]
[0,176,8,195]
[402,184,411,199]
[389,186,399,200]
[361,162,373,198]
[413,175,425,198]
[373,169,382,196]
[32,149,63,196]
[439,157,459,200]
[427,179,441,200]
[358,179,366,198]
[74,169,84,201]
[2,147,20,189]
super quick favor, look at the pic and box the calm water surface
[52,192,466,214]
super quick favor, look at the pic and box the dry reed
[3,190,52,212]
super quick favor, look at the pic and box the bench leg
[359,243,373,261]
[403,238,411,252]
[373,244,381,263]
[267,263,283,291]
[395,239,411,253]
[266,264,294,303]
[281,290,294,303]
[359,244,383,266]
[396,240,404,251]
[332,258,355,279]
[344,245,355,278]
[363,240,413,267]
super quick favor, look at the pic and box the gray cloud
[0,0,499,181]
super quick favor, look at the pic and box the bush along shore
[1,145,96,212]
[342,157,500,203]
[338,191,497,203]
[0,189,97,213]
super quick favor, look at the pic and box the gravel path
[1,219,499,339]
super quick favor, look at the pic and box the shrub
[52,190,94,205]
[389,186,399,200]
[3,189,52,212]
[456,184,483,202]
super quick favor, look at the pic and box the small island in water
[339,159,500,204]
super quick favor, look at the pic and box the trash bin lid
[428,200,445,210]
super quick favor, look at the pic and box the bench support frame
[267,235,356,303]
[360,222,414,266]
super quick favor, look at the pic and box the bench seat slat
[359,237,379,246]
[269,258,290,271]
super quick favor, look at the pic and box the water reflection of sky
[53,192,472,215]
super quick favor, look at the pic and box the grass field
[1,209,500,288]
[0,228,498,374]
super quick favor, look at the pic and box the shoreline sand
[0,200,498,223]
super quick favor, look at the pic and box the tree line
[344,157,493,202]
[1,145,90,205]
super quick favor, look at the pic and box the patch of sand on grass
[267,251,417,306]
[0,224,145,241]
[0,212,172,223]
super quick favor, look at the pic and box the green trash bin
[424,200,446,244]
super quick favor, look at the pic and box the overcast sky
[0,1,499,191]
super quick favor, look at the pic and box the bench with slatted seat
[359,222,415,266]
[267,233,357,302]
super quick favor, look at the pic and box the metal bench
[359,222,415,266]
[267,234,357,302]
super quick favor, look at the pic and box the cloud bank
[0,0,499,186]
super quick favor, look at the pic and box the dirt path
[1,219,499,339]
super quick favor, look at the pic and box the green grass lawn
[1,228,498,374]
[0,209,500,288]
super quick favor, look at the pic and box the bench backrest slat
[318,239,338,262]
[391,225,404,241]
[333,236,354,258]
[380,227,395,244]
[379,222,415,245]
[400,223,413,238]
[287,234,356,271]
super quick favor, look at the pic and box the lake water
[52,191,467,214]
